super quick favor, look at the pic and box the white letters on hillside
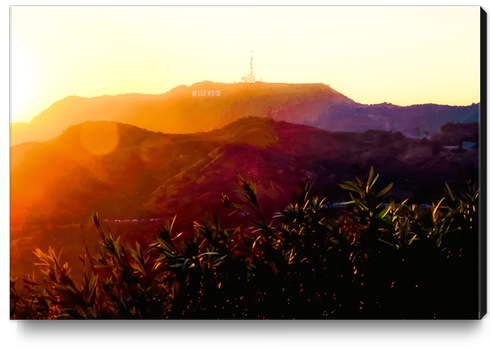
[192,90,221,97]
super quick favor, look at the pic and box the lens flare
[80,121,119,156]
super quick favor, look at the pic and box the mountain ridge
[11,116,479,228]
[10,117,479,279]
[12,81,478,146]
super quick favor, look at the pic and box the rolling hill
[10,117,479,280]
[10,81,479,146]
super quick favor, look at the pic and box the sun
[11,38,39,123]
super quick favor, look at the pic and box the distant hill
[308,102,479,138]
[11,117,478,279]
[430,122,479,146]
[10,81,479,146]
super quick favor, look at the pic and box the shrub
[10,169,479,319]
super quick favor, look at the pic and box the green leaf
[338,183,360,192]
[408,236,420,245]
[170,215,177,233]
[376,183,393,198]
[212,213,220,231]
[367,167,374,186]
[354,198,368,210]
[370,174,379,189]
[198,252,220,258]
[345,181,360,188]
[22,279,38,286]
[433,197,446,218]
[377,238,395,249]
[87,307,97,319]
[376,205,391,219]
[395,198,409,214]
[445,183,455,201]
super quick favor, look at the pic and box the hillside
[10,82,353,146]
[10,81,479,146]
[430,121,479,145]
[309,102,479,137]
[10,117,479,280]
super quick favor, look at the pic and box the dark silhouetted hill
[430,122,479,145]
[309,102,479,138]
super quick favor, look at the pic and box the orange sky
[10,6,481,123]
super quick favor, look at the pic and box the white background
[2,1,490,347]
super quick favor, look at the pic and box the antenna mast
[249,48,255,83]
[241,48,255,83]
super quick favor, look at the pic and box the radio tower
[241,48,255,83]
[249,48,255,83]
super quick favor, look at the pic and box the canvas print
[10,6,485,319]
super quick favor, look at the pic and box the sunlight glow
[80,122,119,156]
[10,6,480,123]
[11,38,39,123]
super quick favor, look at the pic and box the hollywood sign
[192,90,221,97]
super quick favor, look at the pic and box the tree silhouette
[414,126,422,139]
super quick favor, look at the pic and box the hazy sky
[10,6,481,123]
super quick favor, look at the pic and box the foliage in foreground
[10,168,480,319]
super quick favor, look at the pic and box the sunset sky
[5,3,490,344]
[10,6,481,123]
